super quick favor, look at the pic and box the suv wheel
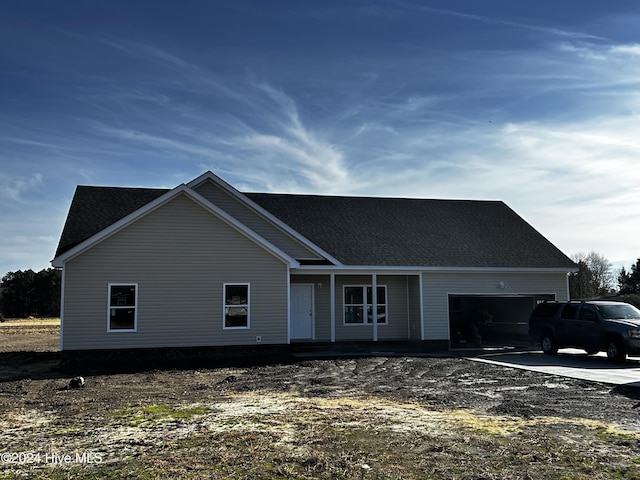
[606,338,626,362]
[540,333,558,355]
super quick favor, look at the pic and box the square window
[108,284,137,331]
[224,283,249,329]
[343,285,387,325]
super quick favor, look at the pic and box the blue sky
[1,0,640,275]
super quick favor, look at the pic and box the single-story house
[52,171,577,351]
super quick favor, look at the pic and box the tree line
[569,252,640,307]
[0,269,61,319]
[1,254,639,319]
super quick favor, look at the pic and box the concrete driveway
[471,349,640,387]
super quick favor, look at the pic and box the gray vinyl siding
[291,274,331,341]
[333,275,411,342]
[61,193,289,350]
[422,271,569,341]
[194,180,322,260]
[379,275,410,340]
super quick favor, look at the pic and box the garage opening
[449,294,555,348]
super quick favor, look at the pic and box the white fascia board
[52,184,299,268]
[187,171,343,266]
[292,265,578,274]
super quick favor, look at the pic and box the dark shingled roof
[55,186,576,269]
[245,193,576,269]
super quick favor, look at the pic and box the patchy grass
[0,317,60,326]
[111,403,209,427]
[2,354,640,479]
[3,392,634,479]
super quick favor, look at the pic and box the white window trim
[223,283,251,330]
[343,285,387,326]
[107,283,138,332]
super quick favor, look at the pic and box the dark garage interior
[449,294,555,348]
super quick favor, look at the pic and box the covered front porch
[289,272,424,344]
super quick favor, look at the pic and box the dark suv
[528,301,640,361]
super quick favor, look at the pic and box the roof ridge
[76,185,171,191]
[244,191,503,203]
[74,186,501,203]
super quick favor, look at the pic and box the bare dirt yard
[2,323,640,479]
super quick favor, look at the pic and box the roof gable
[52,186,299,268]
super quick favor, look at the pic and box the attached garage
[449,294,556,348]
[422,271,570,350]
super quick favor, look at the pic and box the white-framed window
[223,283,250,329]
[343,285,387,325]
[108,283,138,332]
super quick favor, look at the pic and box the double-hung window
[224,283,250,329]
[344,285,387,325]
[108,283,137,331]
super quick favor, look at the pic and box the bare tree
[569,252,614,299]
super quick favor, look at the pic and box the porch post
[330,273,336,342]
[372,273,378,342]
[286,266,291,344]
[419,272,425,341]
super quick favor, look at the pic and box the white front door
[290,284,314,340]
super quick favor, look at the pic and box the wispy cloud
[100,38,202,71]
[0,173,44,202]
[210,81,350,193]
[92,124,224,159]
[610,44,640,56]
[556,41,640,63]
[399,3,608,41]
[85,72,351,193]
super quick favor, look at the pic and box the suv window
[578,306,598,321]
[597,303,640,319]
[532,303,562,317]
[560,304,579,319]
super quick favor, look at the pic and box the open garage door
[449,294,555,348]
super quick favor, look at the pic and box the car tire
[606,338,626,362]
[540,333,558,355]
